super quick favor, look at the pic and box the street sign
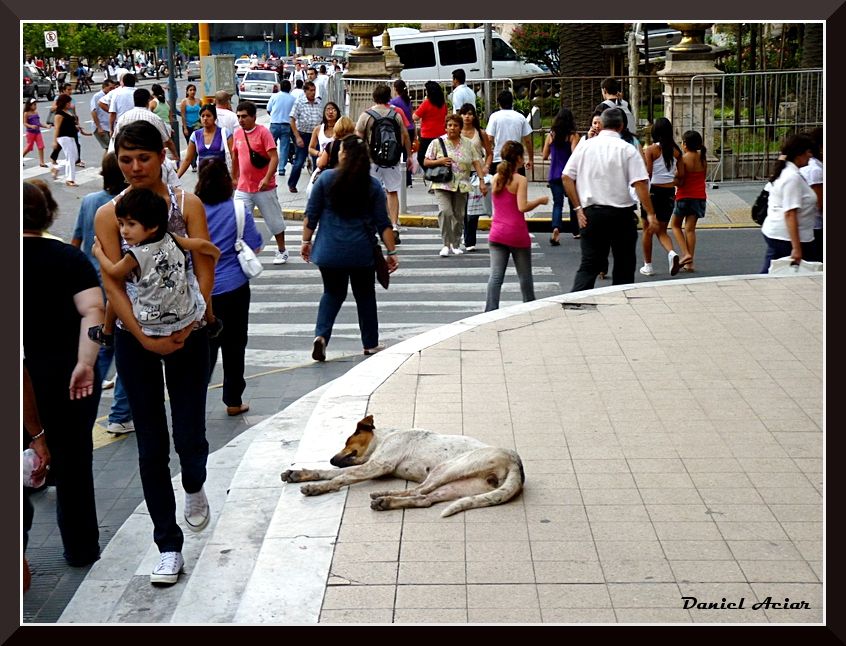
[44,30,58,49]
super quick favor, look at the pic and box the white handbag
[305,168,322,200]
[234,200,263,279]
[768,257,823,276]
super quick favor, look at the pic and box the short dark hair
[23,181,54,231]
[194,158,234,205]
[122,73,136,87]
[100,152,127,196]
[600,77,620,95]
[236,101,257,117]
[281,79,292,92]
[295,79,304,89]
[133,88,151,107]
[497,90,513,110]
[452,68,466,84]
[303,80,316,91]
[372,83,391,105]
[319,64,326,74]
[114,188,168,242]
[199,103,217,119]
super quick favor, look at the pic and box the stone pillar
[344,23,391,122]
[657,24,722,156]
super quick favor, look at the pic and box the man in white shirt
[315,64,330,102]
[562,107,657,291]
[449,68,476,112]
[111,88,178,160]
[90,79,116,149]
[100,73,138,134]
[214,90,239,134]
[485,90,533,175]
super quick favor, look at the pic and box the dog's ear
[354,415,375,434]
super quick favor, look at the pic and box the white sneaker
[101,378,116,390]
[639,263,655,276]
[668,250,680,276]
[439,246,450,257]
[107,421,134,434]
[150,551,184,585]
[450,245,463,255]
[184,487,210,532]
[464,245,476,252]
[273,249,289,265]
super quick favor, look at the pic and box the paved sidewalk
[55,273,823,624]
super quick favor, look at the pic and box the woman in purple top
[23,97,50,167]
[542,107,581,245]
[194,158,264,416]
[390,79,416,188]
[177,104,233,178]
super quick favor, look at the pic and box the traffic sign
[44,30,58,49]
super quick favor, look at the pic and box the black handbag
[243,129,270,169]
[361,206,389,290]
[423,137,453,183]
[751,187,769,226]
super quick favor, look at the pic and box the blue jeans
[572,205,638,292]
[288,129,310,189]
[96,345,132,424]
[485,242,535,311]
[549,179,578,235]
[270,122,292,175]
[115,327,210,554]
[316,266,379,349]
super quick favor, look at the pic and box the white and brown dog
[281,415,524,517]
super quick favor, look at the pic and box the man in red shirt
[231,101,289,265]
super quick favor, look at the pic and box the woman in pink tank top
[485,141,549,311]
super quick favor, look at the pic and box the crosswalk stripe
[248,300,521,313]
[245,281,561,294]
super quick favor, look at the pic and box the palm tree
[557,24,625,131]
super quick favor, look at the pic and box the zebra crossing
[237,223,563,371]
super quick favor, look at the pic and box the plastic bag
[768,258,823,275]
[22,448,45,488]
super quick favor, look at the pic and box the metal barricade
[688,69,823,183]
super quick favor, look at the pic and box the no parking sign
[44,30,58,49]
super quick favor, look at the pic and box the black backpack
[751,187,769,226]
[366,108,402,168]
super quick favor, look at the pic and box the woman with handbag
[179,84,203,172]
[301,134,398,361]
[423,113,488,257]
[458,103,493,252]
[194,158,263,416]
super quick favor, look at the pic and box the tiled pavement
[53,272,823,625]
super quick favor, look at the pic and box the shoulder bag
[243,129,270,169]
[360,191,389,289]
[234,200,264,278]
[423,137,453,184]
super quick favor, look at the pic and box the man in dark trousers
[563,107,658,291]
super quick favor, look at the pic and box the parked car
[23,65,54,101]
[186,60,201,81]
[239,70,280,106]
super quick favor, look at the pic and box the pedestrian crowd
[21,69,823,594]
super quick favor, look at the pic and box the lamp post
[116,23,125,70]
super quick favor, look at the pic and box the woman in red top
[672,130,707,272]
[413,81,447,174]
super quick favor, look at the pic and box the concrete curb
[280,208,758,231]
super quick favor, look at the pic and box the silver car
[239,70,279,106]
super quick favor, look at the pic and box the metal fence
[687,69,823,183]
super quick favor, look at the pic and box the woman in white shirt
[799,127,823,262]
[760,133,817,272]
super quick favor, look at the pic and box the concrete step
[58,381,332,623]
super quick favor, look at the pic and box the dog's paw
[370,497,389,511]
[281,469,300,483]
[300,483,322,496]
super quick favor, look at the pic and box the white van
[372,27,546,82]
[330,44,355,59]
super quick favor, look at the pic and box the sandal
[75,160,86,168]
[66,180,79,187]
[87,324,114,347]
[550,237,561,246]
[39,163,49,168]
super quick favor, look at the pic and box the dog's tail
[440,451,525,518]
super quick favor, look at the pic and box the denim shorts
[673,198,706,219]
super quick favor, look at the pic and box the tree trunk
[557,23,622,132]
[734,23,743,126]
[801,23,823,67]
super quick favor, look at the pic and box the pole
[483,23,493,122]
[166,25,180,159]
[286,24,289,57]
[198,22,212,104]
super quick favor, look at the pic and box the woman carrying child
[93,120,218,587]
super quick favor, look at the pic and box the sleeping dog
[281,415,524,517]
